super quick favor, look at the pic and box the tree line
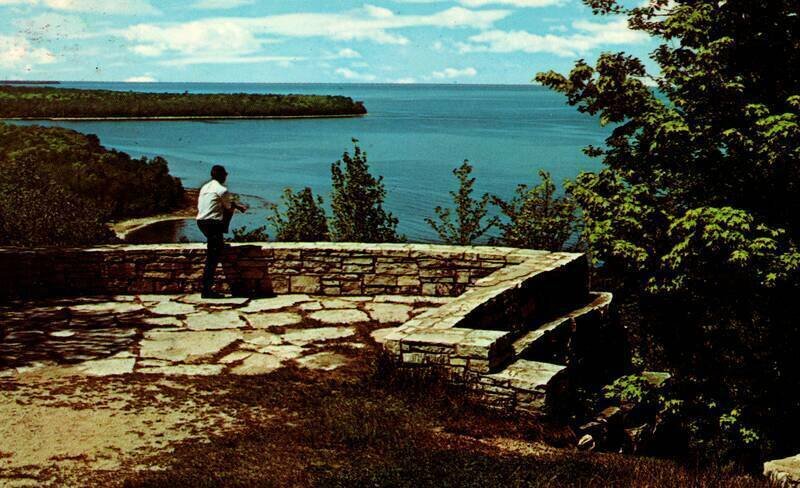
[0,86,367,119]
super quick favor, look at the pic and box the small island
[0,85,367,120]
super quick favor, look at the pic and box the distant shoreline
[5,114,366,122]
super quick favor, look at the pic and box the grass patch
[96,353,772,488]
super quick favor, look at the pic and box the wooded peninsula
[0,85,367,119]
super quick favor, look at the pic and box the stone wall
[0,243,558,300]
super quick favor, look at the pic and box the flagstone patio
[0,293,450,379]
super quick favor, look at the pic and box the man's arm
[221,189,248,213]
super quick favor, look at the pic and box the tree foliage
[426,160,496,245]
[0,123,184,246]
[536,0,800,461]
[492,170,579,251]
[0,86,366,118]
[230,225,270,242]
[330,139,400,243]
[269,187,329,242]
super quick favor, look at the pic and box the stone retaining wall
[0,243,565,300]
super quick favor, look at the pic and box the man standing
[196,165,246,299]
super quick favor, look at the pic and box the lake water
[13,82,609,243]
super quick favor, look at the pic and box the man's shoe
[201,291,225,299]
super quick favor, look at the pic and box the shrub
[268,187,329,241]
[492,170,580,251]
[330,139,400,243]
[425,160,497,245]
[230,226,269,242]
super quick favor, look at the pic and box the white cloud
[123,20,265,58]
[119,5,511,61]
[391,77,416,83]
[193,0,254,10]
[0,0,160,14]
[160,55,305,66]
[459,19,648,57]
[0,34,55,69]
[335,67,377,81]
[362,4,394,18]
[124,75,156,82]
[337,48,361,58]
[432,66,477,78]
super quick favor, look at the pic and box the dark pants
[197,219,225,293]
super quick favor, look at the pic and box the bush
[492,170,580,251]
[230,226,269,242]
[425,160,497,245]
[268,187,329,242]
[330,139,400,243]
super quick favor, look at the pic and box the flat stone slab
[486,360,565,391]
[319,298,360,309]
[143,316,184,327]
[139,330,241,362]
[364,302,412,324]
[298,301,323,311]
[239,295,310,313]
[69,302,144,314]
[178,294,250,306]
[764,454,800,486]
[218,351,253,364]
[245,312,303,329]
[282,327,357,345]
[370,327,402,344]
[296,352,350,371]
[185,311,246,331]
[230,353,283,375]
[74,357,136,376]
[147,301,196,316]
[309,309,370,324]
[140,364,225,376]
[256,345,304,360]
[242,330,282,347]
[50,330,76,338]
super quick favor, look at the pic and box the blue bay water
[14,82,609,242]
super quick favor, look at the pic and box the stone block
[290,275,321,294]
[343,264,373,273]
[764,454,800,486]
[270,276,290,294]
[364,274,397,286]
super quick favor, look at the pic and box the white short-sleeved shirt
[196,179,231,221]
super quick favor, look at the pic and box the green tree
[536,0,800,461]
[426,160,497,245]
[269,187,329,242]
[330,139,400,243]
[0,156,115,246]
[492,170,579,251]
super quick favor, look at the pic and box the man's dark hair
[210,165,227,182]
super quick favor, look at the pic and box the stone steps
[510,292,614,363]
[472,360,567,414]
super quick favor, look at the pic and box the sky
[0,0,659,84]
